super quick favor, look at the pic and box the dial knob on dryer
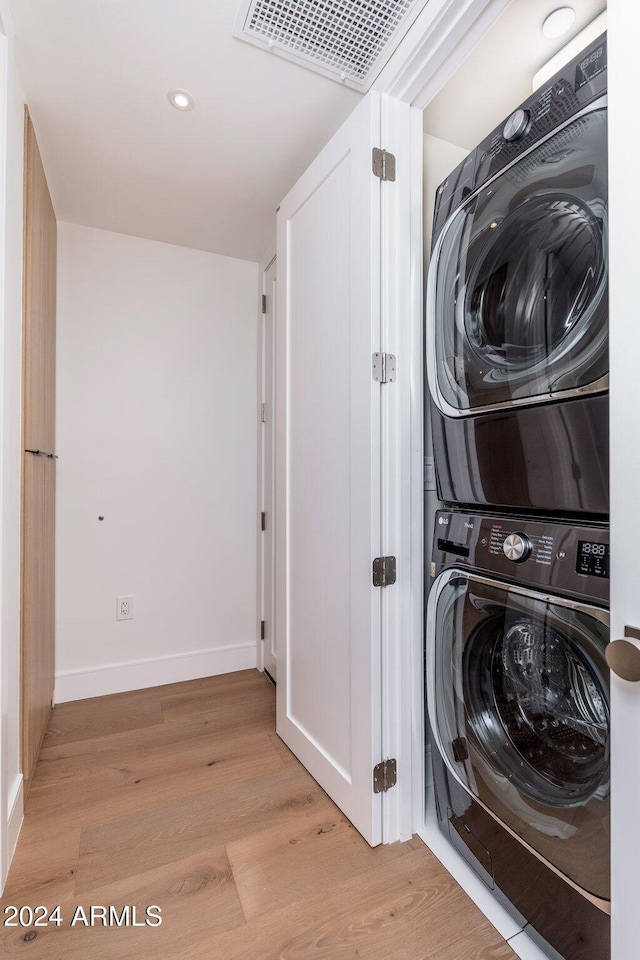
[503,533,532,563]
[503,108,530,142]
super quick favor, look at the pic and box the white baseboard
[54,642,258,704]
[7,773,23,864]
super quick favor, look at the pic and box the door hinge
[261,403,267,423]
[372,148,396,182]
[373,556,396,587]
[261,511,267,531]
[373,758,397,793]
[372,352,397,383]
[260,620,266,641]
[261,294,267,314]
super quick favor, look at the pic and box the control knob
[503,108,530,142]
[503,533,532,563]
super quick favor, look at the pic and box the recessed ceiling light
[542,7,576,39]
[168,89,194,111]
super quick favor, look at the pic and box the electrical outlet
[117,595,133,621]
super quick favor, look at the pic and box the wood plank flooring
[0,669,518,959]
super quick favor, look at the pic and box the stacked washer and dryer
[425,33,609,960]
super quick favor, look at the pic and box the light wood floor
[0,669,517,959]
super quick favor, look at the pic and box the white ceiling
[10,0,362,262]
[11,0,609,261]
[423,0,607,151]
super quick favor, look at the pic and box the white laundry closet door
[275,92,385,846]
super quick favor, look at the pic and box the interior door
[21,108,57,783]
[275,92,385,845]
[261,257,277,681]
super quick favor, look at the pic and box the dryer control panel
[432,510,609,606]
[431,32,607,247]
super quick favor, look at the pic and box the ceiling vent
[234,0,427,90]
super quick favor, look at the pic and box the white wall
[0,4,26,891]
[55,224,259,702]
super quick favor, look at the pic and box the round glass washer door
[428,570,610,901]
[464,608,609,808]
[465,193,605,373]
[428,104,608,415]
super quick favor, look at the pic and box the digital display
[575,42,607,90]
[576,540,609,579]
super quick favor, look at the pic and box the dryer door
[427,101,608,416]
[427,569,610,903]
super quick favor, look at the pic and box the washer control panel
[502,108,530,142]
[576,540,609,578]
[432,510,609,605]
[489,523,554,567]
[502,532,532,562]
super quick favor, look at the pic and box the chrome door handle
[606,627,640,682]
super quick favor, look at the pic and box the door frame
[371,0,514,842]
[608,3,640,958]
[256,241,276,676]
[374,0,512,107]
[0,5,9,894]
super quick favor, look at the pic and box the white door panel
[276,93,383,845]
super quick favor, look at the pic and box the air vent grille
[234,0,426,90]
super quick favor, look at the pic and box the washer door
[427,569,610,902]
[427,101,608,416]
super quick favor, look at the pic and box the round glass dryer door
[428,103,608,415]
[427,570,610,902]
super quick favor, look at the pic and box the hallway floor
[1,669,517,958]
